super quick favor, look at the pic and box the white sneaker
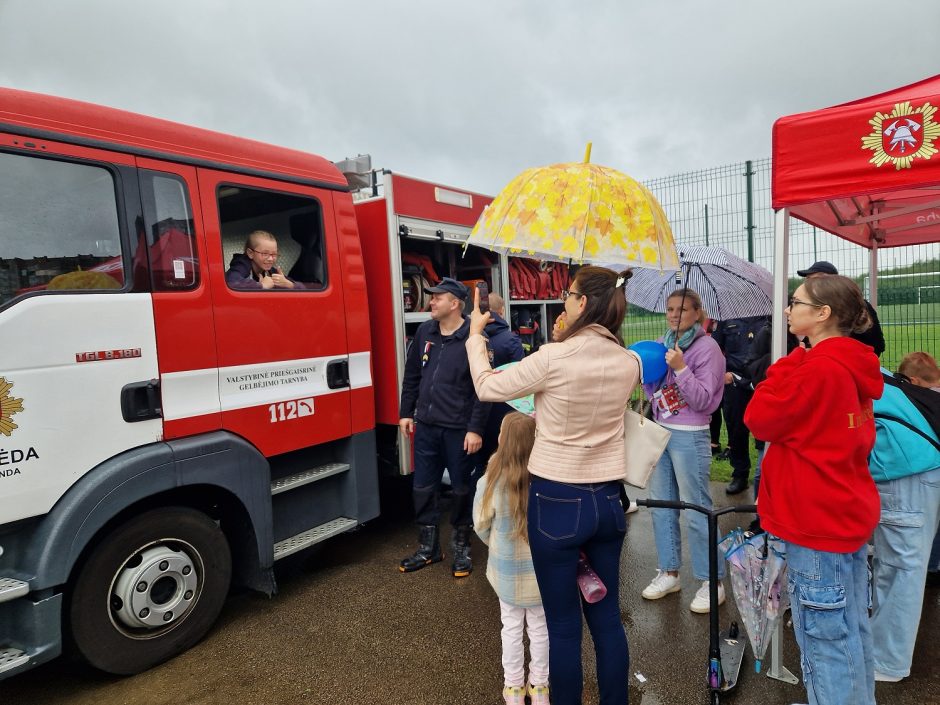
[690,580,725,613]
[641,570,681,599]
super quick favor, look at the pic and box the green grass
[709,426,760,483]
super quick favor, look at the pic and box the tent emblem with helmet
[862,101,940,170]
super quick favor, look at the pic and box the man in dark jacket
[398,278,490,577]
[479,293,525,464]
[797,261,885,355]
[714,316,769,495]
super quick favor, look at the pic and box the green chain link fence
[623,157,940,372]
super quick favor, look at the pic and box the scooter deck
[719,626,746,691]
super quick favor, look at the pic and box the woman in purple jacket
[640,289,726,613]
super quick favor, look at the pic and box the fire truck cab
[0,87,511,680]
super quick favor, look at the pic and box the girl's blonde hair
[480,412,537,543]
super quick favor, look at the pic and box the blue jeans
[754,444,766,501]
[412,423,477,527]
[528,477,629,705]
[871,466,940,678]
[787,542,874,705]
[649,428,723,581]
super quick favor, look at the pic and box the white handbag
[622,398,671,490]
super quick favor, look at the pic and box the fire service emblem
[0,377,24,437]
[862,101,940,170]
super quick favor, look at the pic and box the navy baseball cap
[424,277,468,301]
[797,261,838,277]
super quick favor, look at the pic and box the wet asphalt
[4,479,939,705]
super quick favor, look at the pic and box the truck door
[0,139,161,524]
[134,159,220,440]
[196,169,351,457]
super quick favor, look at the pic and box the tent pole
[869,239,879,308]
[772,209,790,362]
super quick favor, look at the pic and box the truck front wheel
[68,507,232,675]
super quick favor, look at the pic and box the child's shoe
[528,682,551,705]
[502,685,526,705]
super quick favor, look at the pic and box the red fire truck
[0,88,516,679]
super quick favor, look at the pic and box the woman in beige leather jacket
[467,265,639,705]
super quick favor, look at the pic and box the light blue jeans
[787,542,874,705]
[871,466,940,678]
[649,427,723,581]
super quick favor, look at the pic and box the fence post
[745,160,755,262]
[704,203,710,246]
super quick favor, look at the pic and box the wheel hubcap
[112,544,199,631]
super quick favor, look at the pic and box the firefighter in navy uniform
[398,278,491,577]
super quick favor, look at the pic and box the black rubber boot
[451,525,473,578]
[399,525,443,573]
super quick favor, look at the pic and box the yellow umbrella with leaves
[467,144,678,269]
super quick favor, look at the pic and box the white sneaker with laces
[690,580,725,613]
[641,570,681,600]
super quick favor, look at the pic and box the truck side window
[219,184,326,291]
[0,151,124,309]
[140,171,198,290]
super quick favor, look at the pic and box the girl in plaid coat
[473,412,549,705]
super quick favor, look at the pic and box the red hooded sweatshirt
[744,336,883,553]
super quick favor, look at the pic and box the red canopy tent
[770,73,940,354]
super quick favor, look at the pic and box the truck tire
[67,506,232,675]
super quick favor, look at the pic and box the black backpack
[874,373,940,452]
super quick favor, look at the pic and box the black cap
[797,261,838,277]
[423,277,468,301]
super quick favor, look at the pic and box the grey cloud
[0,0,938,194]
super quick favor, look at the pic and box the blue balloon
[628,340,669,385]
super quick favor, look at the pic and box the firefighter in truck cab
[398,277,491,577]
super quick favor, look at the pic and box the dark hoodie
[745,336,884,552]
[484,313,524,369]
[480,313,524,456]
[225,253,298,290]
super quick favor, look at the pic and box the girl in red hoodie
[745,275,882,705]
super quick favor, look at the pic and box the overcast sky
[1,0,939,195]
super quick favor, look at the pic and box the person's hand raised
[270,272,294,289]
[552,311,568,341]
[469,286,492,337]
[260,272,275,290]
[665,343,687,373]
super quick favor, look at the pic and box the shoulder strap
[874,412,940,453]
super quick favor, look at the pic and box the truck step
[271,462,350,496]
[273,517,358,561]
[0,578,28,604]
[0,647,29,675]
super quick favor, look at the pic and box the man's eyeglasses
[788,296,823,309]
[248,247,278,260]
[561,290,585,301]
